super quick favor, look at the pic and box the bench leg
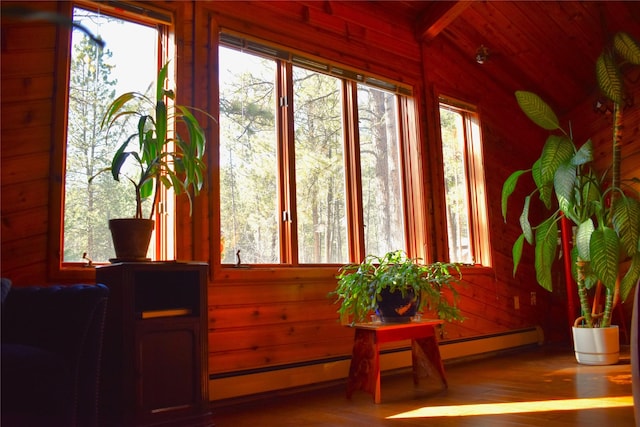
[346,329,380,403]
[411,336,448,389]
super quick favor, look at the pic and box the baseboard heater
[209,326,543,401]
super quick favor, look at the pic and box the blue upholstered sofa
[1,280,109,427]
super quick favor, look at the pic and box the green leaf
[110,134,137,181]
[515,91,560,130]
[502,169,528,221]
[579,171,601,213]
[590,227,620,290]
[512,233,525,277]
[596,51,623,104]
[531,158,551,209]
[611,197,640,257]
[572,140,593,166]
[101,92,144,129]
[620,252,640,302]
[534,217,559,292]
[554,161,577,216]
[519,196,533,244]
[575,219,594,261]
[535,136,573,209]
[614,32,640,66]
[157,62,169,102]
[139,179,153,200]
[156,100,167,146]
[540,136,574,185]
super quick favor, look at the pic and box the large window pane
[293,67,347,263]
[219,47,279,263]
[358,85,405,255]
[440,106,473,264]
[64,8,157,262]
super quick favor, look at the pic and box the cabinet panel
[97,262,211,427]
[137,322,198,413]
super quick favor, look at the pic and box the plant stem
[135,186,143,219]
[611,102,622,204]
[575,258,593,327]
[601,287,614,328]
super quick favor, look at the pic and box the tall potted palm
[501,32,640,365]
[92,62,213,260]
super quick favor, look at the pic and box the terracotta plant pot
[572,325,619,365]
[108,218,154,262]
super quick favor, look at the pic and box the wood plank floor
[210,344,636,426]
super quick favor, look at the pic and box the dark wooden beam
[415,0,472,42]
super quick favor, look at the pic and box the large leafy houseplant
[331,250,464,324]
[501,32,640,329]
[94,62,211,220]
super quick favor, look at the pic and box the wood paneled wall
[195,1,552,380]
[1,1,60,284]
[2,0,623,399]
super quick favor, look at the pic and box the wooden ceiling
[369,1,640,116]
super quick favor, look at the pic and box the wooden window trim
[437,95,492,267]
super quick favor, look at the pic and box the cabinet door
[135,318,202,421]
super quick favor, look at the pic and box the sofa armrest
[1,283,109,427]
[1,284,109,358]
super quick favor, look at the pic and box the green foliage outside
[64,28,138,262]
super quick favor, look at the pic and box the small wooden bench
[346,319,447,403]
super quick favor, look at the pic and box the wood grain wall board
[0,125,53,158]
[0,24,57,51]
[208,281,336,306]
[1,75,55,103]
[0,153,50,186]
[1,206,49,243]
[0,234,48,273]
[0,262,48,287]
[0,50,57,78]
[209,300,342,330]
[202,1,423,85]
[210,320,351,353]
[0,180,49,214]
[1,99,53,131]
[208,334,354,373]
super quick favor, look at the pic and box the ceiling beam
[415,0,473,42]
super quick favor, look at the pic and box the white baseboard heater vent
[209,326,544,401]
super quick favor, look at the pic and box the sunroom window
[218,35,408,265]
[439,97,490,266]
[63,6,162,264]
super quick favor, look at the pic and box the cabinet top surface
[97,261,208,268]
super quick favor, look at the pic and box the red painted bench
[346,319,447,403]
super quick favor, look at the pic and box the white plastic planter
[572,325,619,365]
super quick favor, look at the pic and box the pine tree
[64,32,121,262]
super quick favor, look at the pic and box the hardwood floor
[210,344,635,426]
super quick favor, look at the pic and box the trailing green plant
[331,250,464,324]
[501,31,640,328]
[91,62,214,219]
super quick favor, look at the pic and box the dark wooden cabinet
[97,262,212,427]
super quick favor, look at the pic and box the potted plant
[501,32,640,365]
[91,62,213,261]
[331,250,464,325]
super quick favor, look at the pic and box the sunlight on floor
[387,396,633,419]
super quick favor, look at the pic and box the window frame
[437,95,491,267]
[48,1,174,280]
[215,32,421,269]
